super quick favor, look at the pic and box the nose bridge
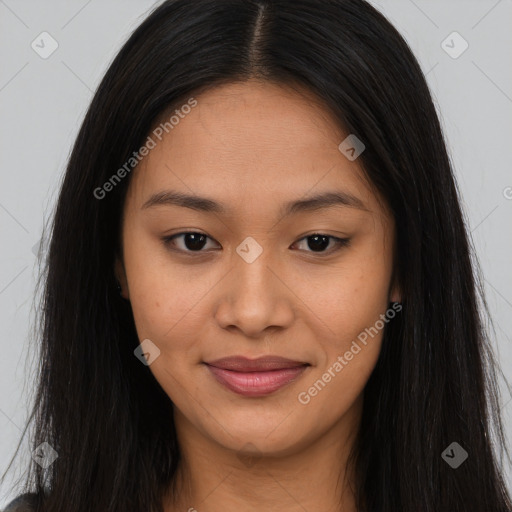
[236,239,275,294]
[233,234,281,308]
[214,235,294,336]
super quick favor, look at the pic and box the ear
[114,255,130,300]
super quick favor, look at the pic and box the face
[115,79,400,458]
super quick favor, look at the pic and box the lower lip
[205,364,308,397]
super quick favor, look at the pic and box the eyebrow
[141,189,369,216]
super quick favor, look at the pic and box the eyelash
[162,231,350,256]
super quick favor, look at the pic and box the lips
[204,356,310,397]
[205,355,308,372]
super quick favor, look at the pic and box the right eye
[162,231,220,254]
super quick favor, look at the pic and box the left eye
[292,234,350,254]
[162,232,350,255]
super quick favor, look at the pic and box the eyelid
[162,231,350,256]
[163,231,219,253]
[292,234,350,254]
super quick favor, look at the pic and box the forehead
[125,80,387,219]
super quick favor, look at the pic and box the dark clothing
[2,493,38,512]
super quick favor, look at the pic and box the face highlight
[115,79,400,460]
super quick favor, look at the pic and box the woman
[2,0,511,511]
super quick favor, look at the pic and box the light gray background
[1,0,511,506]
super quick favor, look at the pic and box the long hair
[2,1,511,511]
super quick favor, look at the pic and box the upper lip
[204,356,309,372]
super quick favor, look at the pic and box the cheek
[121,229,198,343]
[296,337,381,433]
[315,279,387,389]
[128,270,207,347]
[304,252,392,339]
[297,275,389,417]
[301,241,392,389]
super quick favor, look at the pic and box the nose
[213,244,295,338]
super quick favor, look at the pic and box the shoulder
[2,493,38,512]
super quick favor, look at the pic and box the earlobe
[390,293,401,304]
[389,280,402,305]
[114,256,129,300]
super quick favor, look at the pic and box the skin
[115,79,401,512]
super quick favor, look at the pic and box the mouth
[203,356,310,397]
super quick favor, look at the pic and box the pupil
[308,235,329,252]
[185,233,207,251]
